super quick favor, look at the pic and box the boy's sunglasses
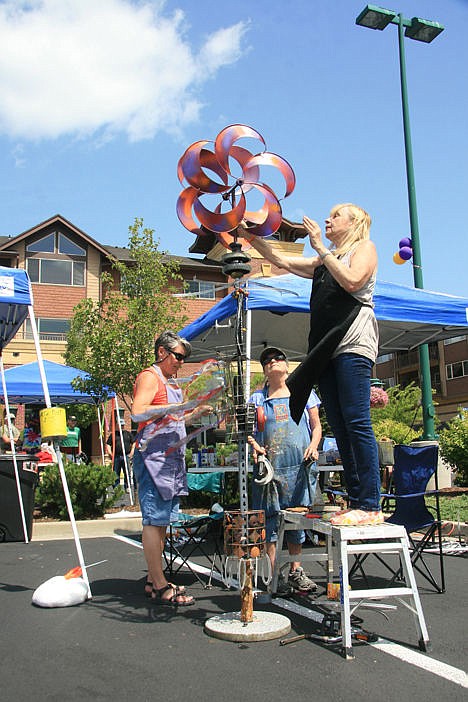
[262,353,286,366]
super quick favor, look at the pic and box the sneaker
[288,567,317,592]
[330,509,384,526]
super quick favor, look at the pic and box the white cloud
[0,0,248,142]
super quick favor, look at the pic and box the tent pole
[0,355,29,542]
[245,308,252,400]
[97,404,106,465]
[27,306,91,597]
[113,395,134,505]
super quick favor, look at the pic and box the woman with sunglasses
[131,330,209,606]
[248,346,322,592]
[249,204,382,527]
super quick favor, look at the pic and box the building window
[26,258,85,286]
[443,335,467,346]
[26,232,85,256]
[25,318,70,341]
[377,353,394,364]
[185,280,216,299]
[26,231,86,286]
[446,360,468,380]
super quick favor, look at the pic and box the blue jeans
[318,353,381,511]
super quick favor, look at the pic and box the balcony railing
[24,332,68,342]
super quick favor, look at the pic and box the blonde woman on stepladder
[249,204,382,526]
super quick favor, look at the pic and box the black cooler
[0,455,39,542]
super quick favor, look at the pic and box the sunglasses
[262,353,286,366]
[167,349,187,362]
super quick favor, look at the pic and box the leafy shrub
[438,410,468,487]
[370,382,423,428]
[373,418,419,445]
[36,461,123,520]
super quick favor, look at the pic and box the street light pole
[356,6,444,440]
[396,14,435,439]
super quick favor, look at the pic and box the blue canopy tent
[179,274,468,364]
[1,359,101,405]
[0,267,90,595]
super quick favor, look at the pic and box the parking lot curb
[32,513,142,541]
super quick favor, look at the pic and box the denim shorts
[265,514,304,545]
[133,450,180,526]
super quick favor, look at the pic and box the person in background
[106,418,135,490]
[248,346,322,592]
[131,330,212,607]
[60,415,81,461]
[21,414,41,453]
[250,204,382,527]
[1,411,20,452]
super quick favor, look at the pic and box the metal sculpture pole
[177,125,296,638]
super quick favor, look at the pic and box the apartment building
[375,336,468,424]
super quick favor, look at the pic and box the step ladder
[271,511,431,659]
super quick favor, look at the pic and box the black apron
[286,264,363,424]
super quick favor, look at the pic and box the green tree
[438,410,468,486]
[65,219,188,410]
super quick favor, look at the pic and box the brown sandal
[145,580,185,598]
[151,584,195,607]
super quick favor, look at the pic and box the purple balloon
[399,246,413,260]
[399,237,412,248]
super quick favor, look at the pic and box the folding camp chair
[164,471,225,588]
[350,444,445,593]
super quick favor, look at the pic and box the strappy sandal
[145,580,185,598]
[151,584,195,607]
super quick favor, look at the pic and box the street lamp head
[405,17,444,43]
[355,4,397,30]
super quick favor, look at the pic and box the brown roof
[0,214,223,271]
[189,216,307,255]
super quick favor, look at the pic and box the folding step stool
[271,511,431,660]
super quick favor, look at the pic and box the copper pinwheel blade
[193,190,246,234]
[176,186,205,235]
[214,124,266,176]
[244,183,283,237]
[229,145,260,193]
[177,140,209,184]
[178,141,229,194]
[243,151,296,198]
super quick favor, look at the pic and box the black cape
[286,264,363,423]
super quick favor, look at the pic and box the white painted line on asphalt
[372,640,468,688]
[275,598,468,689]
[113,533,143,549]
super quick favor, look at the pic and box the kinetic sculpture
[177,126,296,633]
[177,123,296,278]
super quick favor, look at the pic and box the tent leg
[0,356,29,542]
[54,445,91,597]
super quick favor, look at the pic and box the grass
[426,495,468,524]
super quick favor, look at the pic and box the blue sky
[0,0,466,296]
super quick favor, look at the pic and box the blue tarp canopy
[180,274,468,361]
[1,360,106,405]
[0,268,33,350]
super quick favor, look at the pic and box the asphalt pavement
[0,523,466,702]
